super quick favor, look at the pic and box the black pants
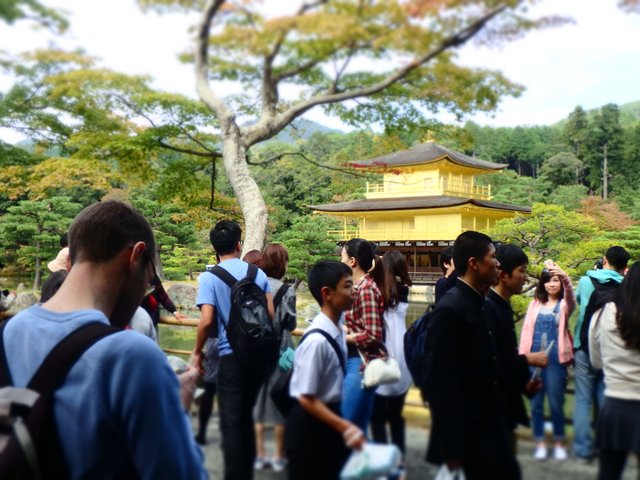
[597,449,628,480]
[197,381,217,440]
[286,402,349,480]
[370,392,407,454]
[218,354,265,480]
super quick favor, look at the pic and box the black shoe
[195,434,207,445]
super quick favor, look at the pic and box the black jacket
[425,279,517,477]
[485,289,531,429]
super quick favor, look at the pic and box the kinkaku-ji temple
[311,142,531,284]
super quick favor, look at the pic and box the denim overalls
[530,301,568,441]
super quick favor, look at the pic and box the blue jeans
[530,360,567,441]
[573,348,605,458]
[341,357,377,433]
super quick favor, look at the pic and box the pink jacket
[519,275,576,364]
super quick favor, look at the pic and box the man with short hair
[573,245,629,462]
[2,200,207,479]
[194,220,274,480]
[425,231,519,479]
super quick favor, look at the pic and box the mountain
[555,100,640,129]
[273,119,344,143]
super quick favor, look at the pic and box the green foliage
[0,0,67,31]
[162,244,212,280]
[539,151,583,187]
[486,203,602,278]
[272,215,340,283]
[0,196,82,288]
[586,103,625,191]
[478,170,550,206]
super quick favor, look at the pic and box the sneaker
[272,458,286,472]
[194,434,207,446]
[534,445,547,461]
[554,446,568,461]
[254,457,269,470]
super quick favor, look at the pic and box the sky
[1,0,640,141]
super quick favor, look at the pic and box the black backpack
[0,321,118,480]
[579,277,620,354]
[270,329,346,417]
[404,305,435,401]
[210,263,280,367]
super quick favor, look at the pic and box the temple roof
[310,195,531,213]
[351,142,507,171]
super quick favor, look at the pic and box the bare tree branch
[196,0,236,129]
[243,5,506,147]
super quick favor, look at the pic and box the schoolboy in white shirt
[286,260,366,479]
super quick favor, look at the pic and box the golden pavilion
[310,142,530,283]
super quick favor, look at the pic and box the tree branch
[243,5,506,147]
[196,0,236,128]
[158,141,221,158]
[247,150,372,179]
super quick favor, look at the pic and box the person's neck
[321,304,342,325]
[545,294,559,305]
[491,284,512,302]
[218,252,240,262]
[43,262,123,318]
[351,267,366,284]
[459,273,488,296]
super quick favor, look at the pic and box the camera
[594,259,604,270]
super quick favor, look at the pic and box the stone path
[196,415,639,479]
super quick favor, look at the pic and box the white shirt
[589,302,640,401]
[289,312,347,404]
[377,302,412,396]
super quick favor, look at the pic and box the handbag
[340,443,401,479]
[361,356,401,388]
[434,465,466,480]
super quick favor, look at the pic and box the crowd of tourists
[1,200,639,480]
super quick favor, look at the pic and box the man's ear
[129,241,147,270]
[467,257,479,272]
[320,285,332,303]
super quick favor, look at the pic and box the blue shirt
[3,305,208,480]
[196,258,271,357]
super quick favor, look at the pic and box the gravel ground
[196,415,639,479]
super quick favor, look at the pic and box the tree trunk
[34,248,41,291]
[222,133,268,253]
[602,143,608,200]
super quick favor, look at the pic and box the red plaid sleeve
[347,276,386,359]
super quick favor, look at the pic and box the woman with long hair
[252,244,296,472]
[370,250,412,458]
[519,261,575,461]
[340,238,386,433]
[590,261,640,480]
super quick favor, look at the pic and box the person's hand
[345,333,357,345]
[173,311,188,321]
[549,264,567,279]
[525,351,549,368]
[193,351,205,375]
[342,423,365,450]
[524,378,543,397]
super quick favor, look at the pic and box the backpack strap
[27,322,119,394]
[0,320,13,386]
[209,265,238,289]
[273,283,290,310]
[247,263,258,282]
[300,329,346,374]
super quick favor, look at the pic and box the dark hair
[60,232,68,248]
[68,201,155,265]
[534,269,564,303]
[261,243,289,279]
[40,270,68,302]
[495,244,529,276]
[210,220,242,255]
[453,231,493,276]
[605,246,630,272]
[615,261,640,352]
[308,260,352,306]
[439,246,454,274]
[382,251,412,308]
[343,238,384,287]
[242,249,262,266]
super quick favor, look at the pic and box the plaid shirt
[345,274,387,363]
